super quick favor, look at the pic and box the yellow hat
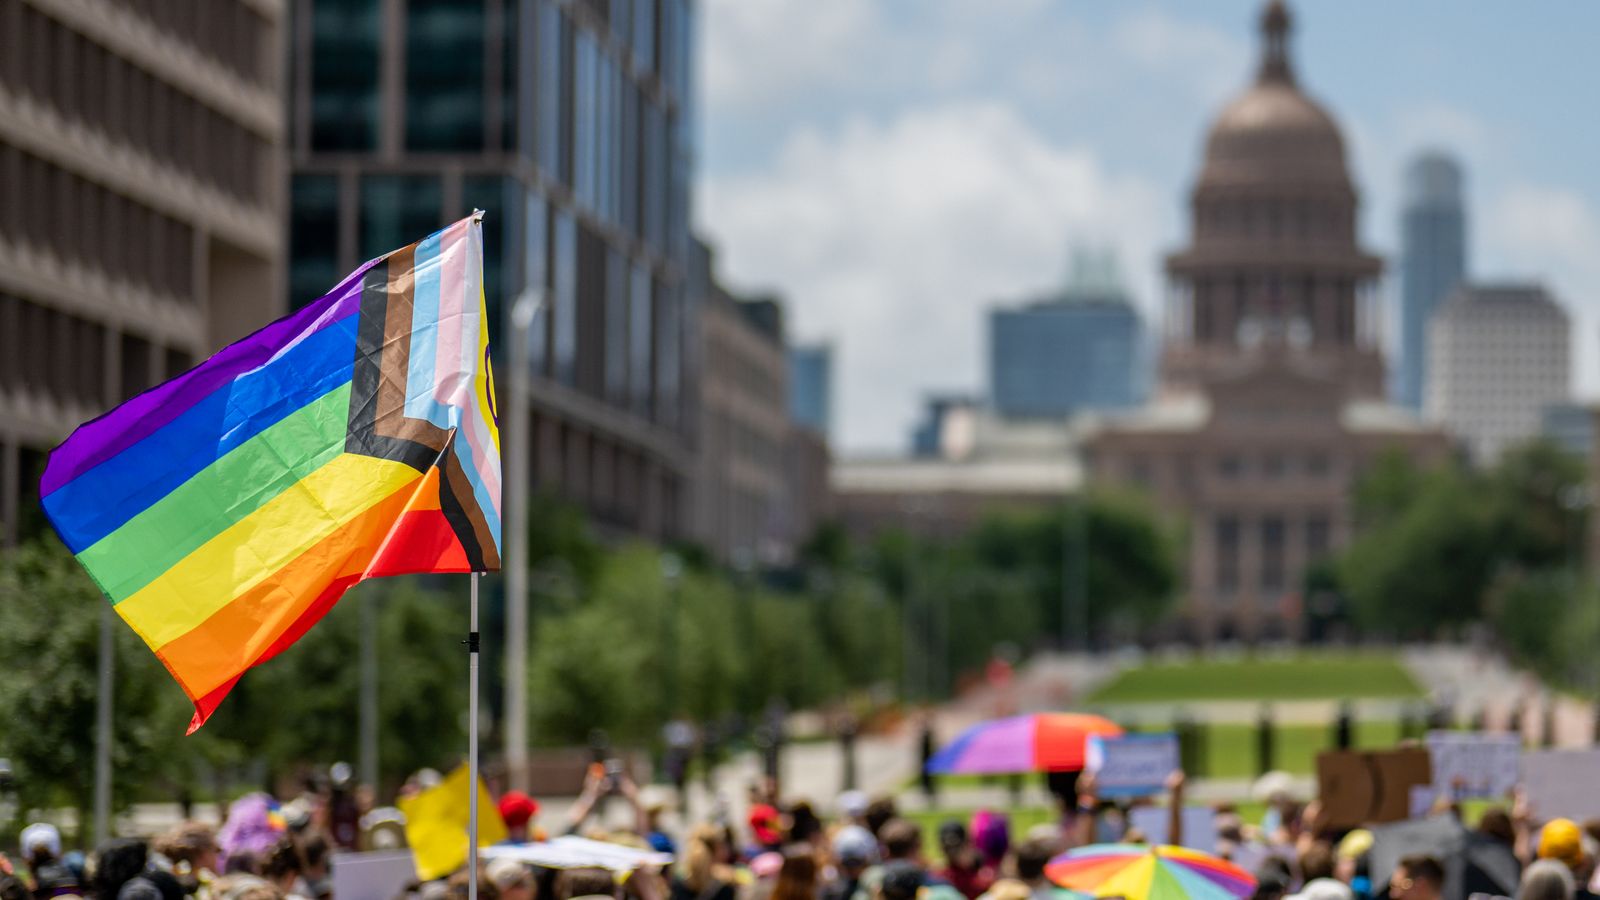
[1539,818,1586,869]
[1337,829,1374,861]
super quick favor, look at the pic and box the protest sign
[331,850,418,900]
[482,836,674,871]
[1317,748,1432,829]
[1522,749,1600,821]
[1128,806,1218,852]
[1425,731,1520,799]
[1085,733,1181,797]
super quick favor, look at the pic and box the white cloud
[700,0,877,110]
[700,103,1164,452]
[1482,184,1600,396]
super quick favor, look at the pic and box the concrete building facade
[1085,0,1450,641]
[1426,284,1570,465]
[0,0,287,544]
[288,0,698,540]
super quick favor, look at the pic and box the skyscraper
[988,252,1144,420]
[1397,152,1467,412]
[1426,284,1570,465]
[789,343,833,438]
[0,0,286,544]
[288,0,697,539]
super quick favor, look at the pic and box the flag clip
[465,631,481,654]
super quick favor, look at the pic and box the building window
[1261,516,1285,593]
[1261,453,1285,479]
[604,248,628,404]
[629,261,652,417]
[552,209,577,386]
[310,0,380,152]
[290,173,341,309]
[359,175,441,261]
[1306,514,1331,561]
[536,1,567,182]
[524,191,548,376]
[1215,515,1240,597]
[1218,455,1243,480]
[1304,453,1330,478]
[406,0,487,151]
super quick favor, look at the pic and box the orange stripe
[156,478,422,699]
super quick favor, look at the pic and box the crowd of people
[3,763,1599,900]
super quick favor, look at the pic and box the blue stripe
[44,318,360,553]
[404,231,443,423]
[450,438,502,552]
[925,726,982,774]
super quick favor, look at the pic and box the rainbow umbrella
[1045,844,1256,900]
[925,713,1123,774]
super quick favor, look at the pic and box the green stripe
[81,383,354,603]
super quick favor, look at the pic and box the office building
[693,241,792,564]
[1426,284,1570,465]
[0,0,286,544]
[788,343,832,438]
[989,254,1145,419]
[1397,152,1468,411]
[288,0,698,539]
[1541,402,1593,461]
[1085,0,1450,641]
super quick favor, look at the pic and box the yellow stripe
[117,453,422,647]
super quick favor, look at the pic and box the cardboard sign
[1426,731,1521,799]
[1086,733,1181,797]
[1128,805,1218,852]
[331,850,419,900]
[1317,748,1432,830]
[1522,749,1600,821]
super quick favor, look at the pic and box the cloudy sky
[692,0,1600,453]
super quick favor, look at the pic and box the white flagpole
[468,572,481,900]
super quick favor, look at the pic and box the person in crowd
[786,802,824,849]
[1252,858,1294,900]
[969,813,1009,874]
[823,826,876,900]
[20,824,79,900]
[1520,860,1577,900]
[445,868,499,900]
[1387,855,1444,900]
[747,805,785,856]
[261,837,306,900]
[294,833,331,900]
[879,863,925,900]
[672,825,736,900]
[1012,837,1059,900]
[770,849,819,900]
[1480,808,1516,848]
[555,868,618,900]
[863,800,898,841]
[487,859,535,900]
[1288,880,1353,900]
[638,790,676,855]
[1299,841,1336,886]
[1537,819,1598,900]
[934,823,994,900]
[154,822,222,900]
[836,793,869,829]
[498,792,543,846]
[1333,829,1373,900]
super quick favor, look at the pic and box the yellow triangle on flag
[398,763,508,880]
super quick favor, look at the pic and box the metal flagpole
[94,602,113,844]
[468,572,481,900]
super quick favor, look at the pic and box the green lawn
[1086,653,1424,703]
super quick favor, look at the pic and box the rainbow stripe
[41,215,501,732]
[1045,844,1257,900]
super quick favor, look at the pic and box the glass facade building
[788,344,832,438]
[988,291,1145,419]
[289,0,698,539]
[1397,152,1467,412]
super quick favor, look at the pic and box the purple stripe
[40,263,375,495]
[931,715,1036,774]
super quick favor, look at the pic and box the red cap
[748,803,782,846]
[498,790,539,828]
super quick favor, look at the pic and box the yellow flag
[398,763,508,880]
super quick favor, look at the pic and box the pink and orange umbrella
[925,713,1124,774]
[1045,844,1256,900]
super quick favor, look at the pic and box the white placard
[1522,749,1600,821]
[481,836,674,872]
[332,850,419,900]
[1128,806,1217,852]
[1426,731,1521,799]
[1086,734,1181,797]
